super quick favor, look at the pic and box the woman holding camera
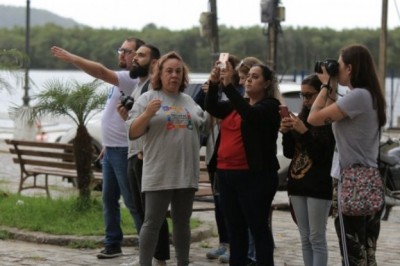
[205,61,281,266]
[308,44,386,265]
[280,74,335,266]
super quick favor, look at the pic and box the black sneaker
[96,246,122,259]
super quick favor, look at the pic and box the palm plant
[10,79,107,204]
[0,49,28,92]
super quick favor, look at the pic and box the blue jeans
[217,169,278,266]
[290,196,331,266]
[102,147,142,247]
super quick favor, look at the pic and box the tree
[0,48,27,91]
[10,79,107,205]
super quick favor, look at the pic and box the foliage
[31,79,107,126]
[0,24,399,76]
[0,191,136,236]
[8,79,107,204]
[0,48,28,91]
[0,229,11,240]
[0,190,201,248]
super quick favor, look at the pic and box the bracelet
[320,84,331,90]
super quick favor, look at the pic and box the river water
[1,70,400,131]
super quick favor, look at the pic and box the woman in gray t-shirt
[308,44,386,266]
[128,51,208,266]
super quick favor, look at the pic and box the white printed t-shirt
[128,90,208,192]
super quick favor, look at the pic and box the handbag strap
[337,184,350,266]
[338,126,381,266]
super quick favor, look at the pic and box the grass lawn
[0,190,200,237]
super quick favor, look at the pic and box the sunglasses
[299,92,318,100]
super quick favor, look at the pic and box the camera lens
[120,91,134,110]
[314,59,338,76]
[124,98,134,110]
[314,61,323,73]
[324,59,339,76]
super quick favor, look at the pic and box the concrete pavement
[1,140,400,265]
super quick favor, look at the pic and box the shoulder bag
[339,163,384,216]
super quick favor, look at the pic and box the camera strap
[140,79,151,95]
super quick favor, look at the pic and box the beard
[130,62,150,78]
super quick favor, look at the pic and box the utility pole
[261,0,284,72]
[379,0,388,96]
[23,0,31,106]
[209,0,219,57]
[267,21,278,71]
[199,1,220,66]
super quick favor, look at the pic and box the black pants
[217,169,278,266]
[128,155,170,260]
[332,180,383,266]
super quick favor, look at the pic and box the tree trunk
[74,125,93,202]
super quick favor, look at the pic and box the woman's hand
[279,116,293,133]
[144,99,162,117]
[220,61,234,87]
[209,63,220,84]
[279,113,308,134]
[201,82,209,93]
[316,65,330,85]
[290,113,308,134]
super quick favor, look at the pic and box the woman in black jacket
[205,61,281,266]
[280,74,335,266]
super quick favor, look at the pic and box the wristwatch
[320,84,331,90]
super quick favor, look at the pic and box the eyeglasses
[117,48,133,55]
[299,92,318,100]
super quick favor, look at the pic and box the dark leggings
[332,180,383,266]
[217,169,278,266]
[128,155,170,260]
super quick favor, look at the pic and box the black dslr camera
[120,91,134,110]
[314,59,339,76]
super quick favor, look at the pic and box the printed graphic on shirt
[161,105,193,130]
[290,144,312,179]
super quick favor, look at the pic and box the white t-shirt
[128,90,208,192]
[101,71,138,147]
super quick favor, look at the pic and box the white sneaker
[120,258,140,266]
[152,258,167,266]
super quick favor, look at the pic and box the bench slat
[13,158,77,170]
[5,138,101,197]
[6,139,74,150]
[9,148,75,161]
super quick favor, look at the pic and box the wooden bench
[5,139,102,197]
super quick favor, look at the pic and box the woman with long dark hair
[308,44,386,265]
[281,74,335,266]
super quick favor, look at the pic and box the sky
[0,0,400,30]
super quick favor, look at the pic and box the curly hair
[151,51,189,92]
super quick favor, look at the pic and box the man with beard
[50,37,145,259]
[117,44,169,266]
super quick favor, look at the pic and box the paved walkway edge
[0,221,214,247]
